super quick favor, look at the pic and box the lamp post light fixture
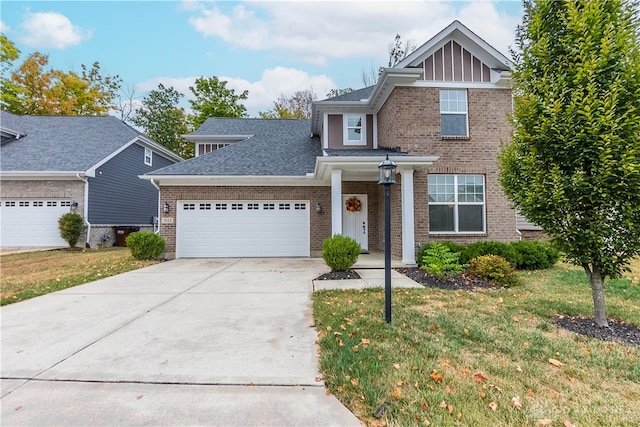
[163,202,170,213]
[378,154,397,324]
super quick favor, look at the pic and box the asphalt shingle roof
[149,118,322,176]
[320,86,375,102]
[0,111,143,172]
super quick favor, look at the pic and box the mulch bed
[395,267,502,291]
[315,269,361,280]
[554,315,640,346]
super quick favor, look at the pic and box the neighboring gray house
[0,111,182,248]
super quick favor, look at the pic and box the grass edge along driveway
[1,247,157,306]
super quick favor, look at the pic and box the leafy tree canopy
[259,89,317,119]
[499,0,640,326]
[188,76,248,128]
[1,36,121,116]
[130,83,192,158]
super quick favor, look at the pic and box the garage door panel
[0,200,71,247]
[176,201,310,258]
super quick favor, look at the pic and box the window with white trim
[428,174,485,233]
[440,89,468,137]
[144,148,153,166]
[344,114,366,145]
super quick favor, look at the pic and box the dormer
[186,135,248,156]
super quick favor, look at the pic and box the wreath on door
[345,197,362,212]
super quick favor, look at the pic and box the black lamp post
[378,154,397,324]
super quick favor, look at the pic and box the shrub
[467,255,521,287]
[420,243,466,278]
[460,241,519,267]
[58,213,85,248]
[416,241,466,267]
[125,231,165,260]
[322,235,361,271]
[510,240,561,270]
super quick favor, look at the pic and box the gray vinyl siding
[88,144,176,224]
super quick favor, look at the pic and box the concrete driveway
[1,258,361,426]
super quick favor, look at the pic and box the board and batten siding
[88,143,176,225]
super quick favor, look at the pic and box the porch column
[401,168,415,264]
[331,169,342,235]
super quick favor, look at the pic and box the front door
[342,194,368,252]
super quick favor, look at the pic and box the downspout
[150,178,161,233]
[76,173,91,247]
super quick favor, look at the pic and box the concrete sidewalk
[1,258,363,426]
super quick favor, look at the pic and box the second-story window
[440,89,468,138]
[344,114,366,145]
[144,147,153,166]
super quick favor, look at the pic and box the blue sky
[1,1,523,117]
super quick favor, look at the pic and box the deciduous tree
[499,0,640,327]
[130,84,191,158]
[259,89,316,119]
[188,76,248,128]
[0,34,21,111]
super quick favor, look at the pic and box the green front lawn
[313,261,639,426]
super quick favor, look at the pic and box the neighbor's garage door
[0,200,72,247]
[176,201,310,258]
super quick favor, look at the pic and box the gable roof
[0,111,181,174]
[395,20,511,71]
[147,118,321,176]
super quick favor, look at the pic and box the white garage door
[176,201,310,258]
[0,200,72,247]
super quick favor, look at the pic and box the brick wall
[377,86,519,252]
[158,186,332,258]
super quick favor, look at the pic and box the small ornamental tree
[58,213,85,248]
[499,0,640,326]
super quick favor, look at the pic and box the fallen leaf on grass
[393,363,400,369]
[447,404,454,414]
[549,358,564,367]
[511,396,523,410]
[390,388,402,400]
[479,390,486,399]
[537,419,552,426]
[473,372,488,382]
[488,401,497,411]
[351,378,359,387]
[439,400,447,408]
[430,370,443,383]
[563,420,576,427]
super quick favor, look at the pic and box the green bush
[467,255,521,287]
[58,213,85,248]
[460,241,519,267]
[510,240,561,270]
[416,241,466,267]
[420,243,466,278]
[322,235,361,271]
[125,231,165,260]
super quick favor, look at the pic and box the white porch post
[331,169,342,235]
[401,168,415,264]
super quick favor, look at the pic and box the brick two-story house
[143,20,519,262]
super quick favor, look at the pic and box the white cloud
[0,21,11,33]
[18,11,92,49]
[136,67,337,117]
[185,1,519,65]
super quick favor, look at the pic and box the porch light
[163,202,170,213]
[378,154,397,185]
[316,202,322,213]
[378,154,397,324]
[70,201,78,211]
